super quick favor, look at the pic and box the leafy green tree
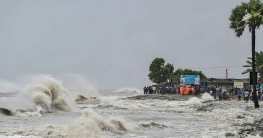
[148,58,174,84]
[173,68,207,78]
[229,0,263,108]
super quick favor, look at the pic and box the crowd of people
[143,85,263,102]
[143,86,176,95]
[205,86,263,102]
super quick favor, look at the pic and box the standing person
[230,88,233,96]
[171,87,175,94]
[148,86,151,94]
[165,86,169,94]
[238,89,242,100]
[213,87,217,99]
[213,91,217,99]
[161,87,165,95]
[191,86,195,95]
[260,92,263,101]
[218,90,223,101]
[183,86,187,95]
[147,86,150,94]
[244,89,249,103]
[150,87,153,94]
[152,86,156,94]
[144,86,147,95]
[235,87,238,95]
[209,88,213,95]
[223,91,226,100]
[196,86,200,96]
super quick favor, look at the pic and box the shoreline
[125,94,196,101]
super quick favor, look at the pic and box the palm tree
[243,51,263,76]
[243,51,263,90]
[229,0,263,108]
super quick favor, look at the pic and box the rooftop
[201,78,249,84]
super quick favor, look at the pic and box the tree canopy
[229,0,263,37]
[148,58,174,84]
[173,68,207,78]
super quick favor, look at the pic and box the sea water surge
[1,76,263,138]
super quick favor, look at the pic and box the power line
[182,65,244,70]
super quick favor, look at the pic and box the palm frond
[230,0,263,36]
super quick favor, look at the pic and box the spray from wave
[201,92,214,102]
[0,75,99,117]
[57,74,99,101]
[186,93,214,107]
[22,75,79,113]
[186,97,202,107]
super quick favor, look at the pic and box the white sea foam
[114,87,143,94]
[99,99,146,109]
[0,108,133,138]
[201,92,214,102]
[81,108,133,131]
[186,97,202,107]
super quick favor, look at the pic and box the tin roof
[201,78,249,84]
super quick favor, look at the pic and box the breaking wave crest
[22,75,78,113]
[0,108,133,138]
[186,93,213,107]
[186,97,202,107]
[201,92,214,102]
[51,108,133,137]
[0,75,99,117]
[81,108,134,131]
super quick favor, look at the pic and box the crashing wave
[186,97,202,107]
[185,93,213,108]
[0,75,100,116]
[0,108,134,138]
[22,75,78,113]
[201,92,214,102]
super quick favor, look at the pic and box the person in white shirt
[152,86,156,94]
[244,89,249,103]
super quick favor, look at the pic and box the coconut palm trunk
[252,26,259,108]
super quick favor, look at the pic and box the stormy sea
[0,75,263,138]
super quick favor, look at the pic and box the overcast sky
[1,0,263,90]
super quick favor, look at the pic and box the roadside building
[171,75,250,93]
